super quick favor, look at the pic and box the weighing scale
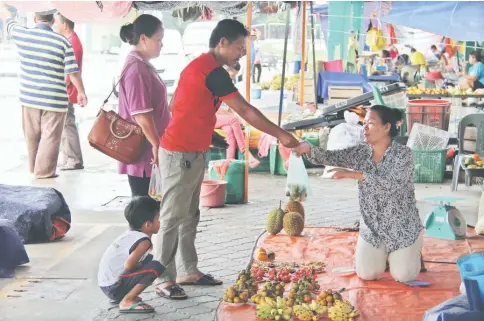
[424,196,467,240]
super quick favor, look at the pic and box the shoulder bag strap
[101,60,138,108]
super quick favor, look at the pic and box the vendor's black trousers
[128,174,150,197]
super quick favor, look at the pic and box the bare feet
[248,152,260,168]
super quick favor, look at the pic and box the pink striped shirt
[118,51,171,177]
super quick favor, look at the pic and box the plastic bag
[148,165,163,201]
[285,153,311,202]
[322,111,363,178]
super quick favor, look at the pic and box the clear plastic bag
[148,165,163,201]
[285,153,311,202]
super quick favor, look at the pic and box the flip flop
[119,301,154,314]
[178,274,223,286]
[156,284,188,300]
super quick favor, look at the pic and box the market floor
[0,171,480,321]
[0,119,482,321]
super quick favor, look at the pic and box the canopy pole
[299,1,307,107]
[243,2,252,204]
[309,2,318,107]
[277,4,291,128]
[274,3,291,176]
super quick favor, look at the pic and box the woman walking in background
[118,14,170,197]
[251,28,262,83]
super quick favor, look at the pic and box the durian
[283,212,305,236]
[266,201,285,235]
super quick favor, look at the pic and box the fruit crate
[413,149,447,183]
[406,99,451,133]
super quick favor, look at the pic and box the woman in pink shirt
[118,15,170,197]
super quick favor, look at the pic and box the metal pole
[274,3,291,176]
[277,5,291,128]
[299,1,307,106]
[243,2,252,204]
[310,1,318,106]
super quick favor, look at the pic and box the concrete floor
[0,146,481,321]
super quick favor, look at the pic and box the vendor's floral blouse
[307,140,423,252]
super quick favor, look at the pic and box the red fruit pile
[267,268,292,283]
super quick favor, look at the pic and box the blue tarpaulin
[381,1,484,41]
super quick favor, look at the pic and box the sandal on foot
[178,274,223,286]
[119,301,154,314]
[156,284,187,300]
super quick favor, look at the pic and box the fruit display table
[216,227,484,321]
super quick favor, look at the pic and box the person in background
[98,196,164,314]
[153,19,299,300]
[294,105,423,283]
[459,51,484,90]
[216,64,260,168]
[388,44,399,60]
[0,5,87,179]
[410,47,426,67]
[430,45,442,60]
[117,15,171,197]
[54,12,84,171]
[251,28,262,83]
[380,50,394,72]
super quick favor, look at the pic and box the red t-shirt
[66,32,83,104]
[160,53,238,152]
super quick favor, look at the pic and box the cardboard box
[327,86,363,105]
[293,78,316,104]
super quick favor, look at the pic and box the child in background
[98,197,164,313]
[215,64,260,168]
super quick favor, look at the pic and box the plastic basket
[413,149,446,183]
[370,91,407,109]
[370,92,408,135]
[406,99,451,133]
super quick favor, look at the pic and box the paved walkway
[0,118,482,321]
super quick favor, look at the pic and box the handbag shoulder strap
[102,60,138,107]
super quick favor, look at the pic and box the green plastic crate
[208,160,245,204]
[270,142,287,176]
[205,148,226,168]
[237,149,271,173]
[413,149,446,183]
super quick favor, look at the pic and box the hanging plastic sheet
[134,1,249,18]
[5,1,133,23]
[381,1,484,41]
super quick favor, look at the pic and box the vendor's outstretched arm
[224,93,298,148]
[305,143,364,170]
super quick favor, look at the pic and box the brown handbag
[88,62,145,164]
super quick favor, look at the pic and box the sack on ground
[148,165,163,201]
[322,111,363,178]
[285,153,311,202]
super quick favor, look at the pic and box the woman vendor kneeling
[294,105,424,283]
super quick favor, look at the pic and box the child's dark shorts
[101,259,164,301]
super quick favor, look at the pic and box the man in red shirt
[55,12,84,170]
[152,19,299,300]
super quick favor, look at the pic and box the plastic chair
[451,114,484,191]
